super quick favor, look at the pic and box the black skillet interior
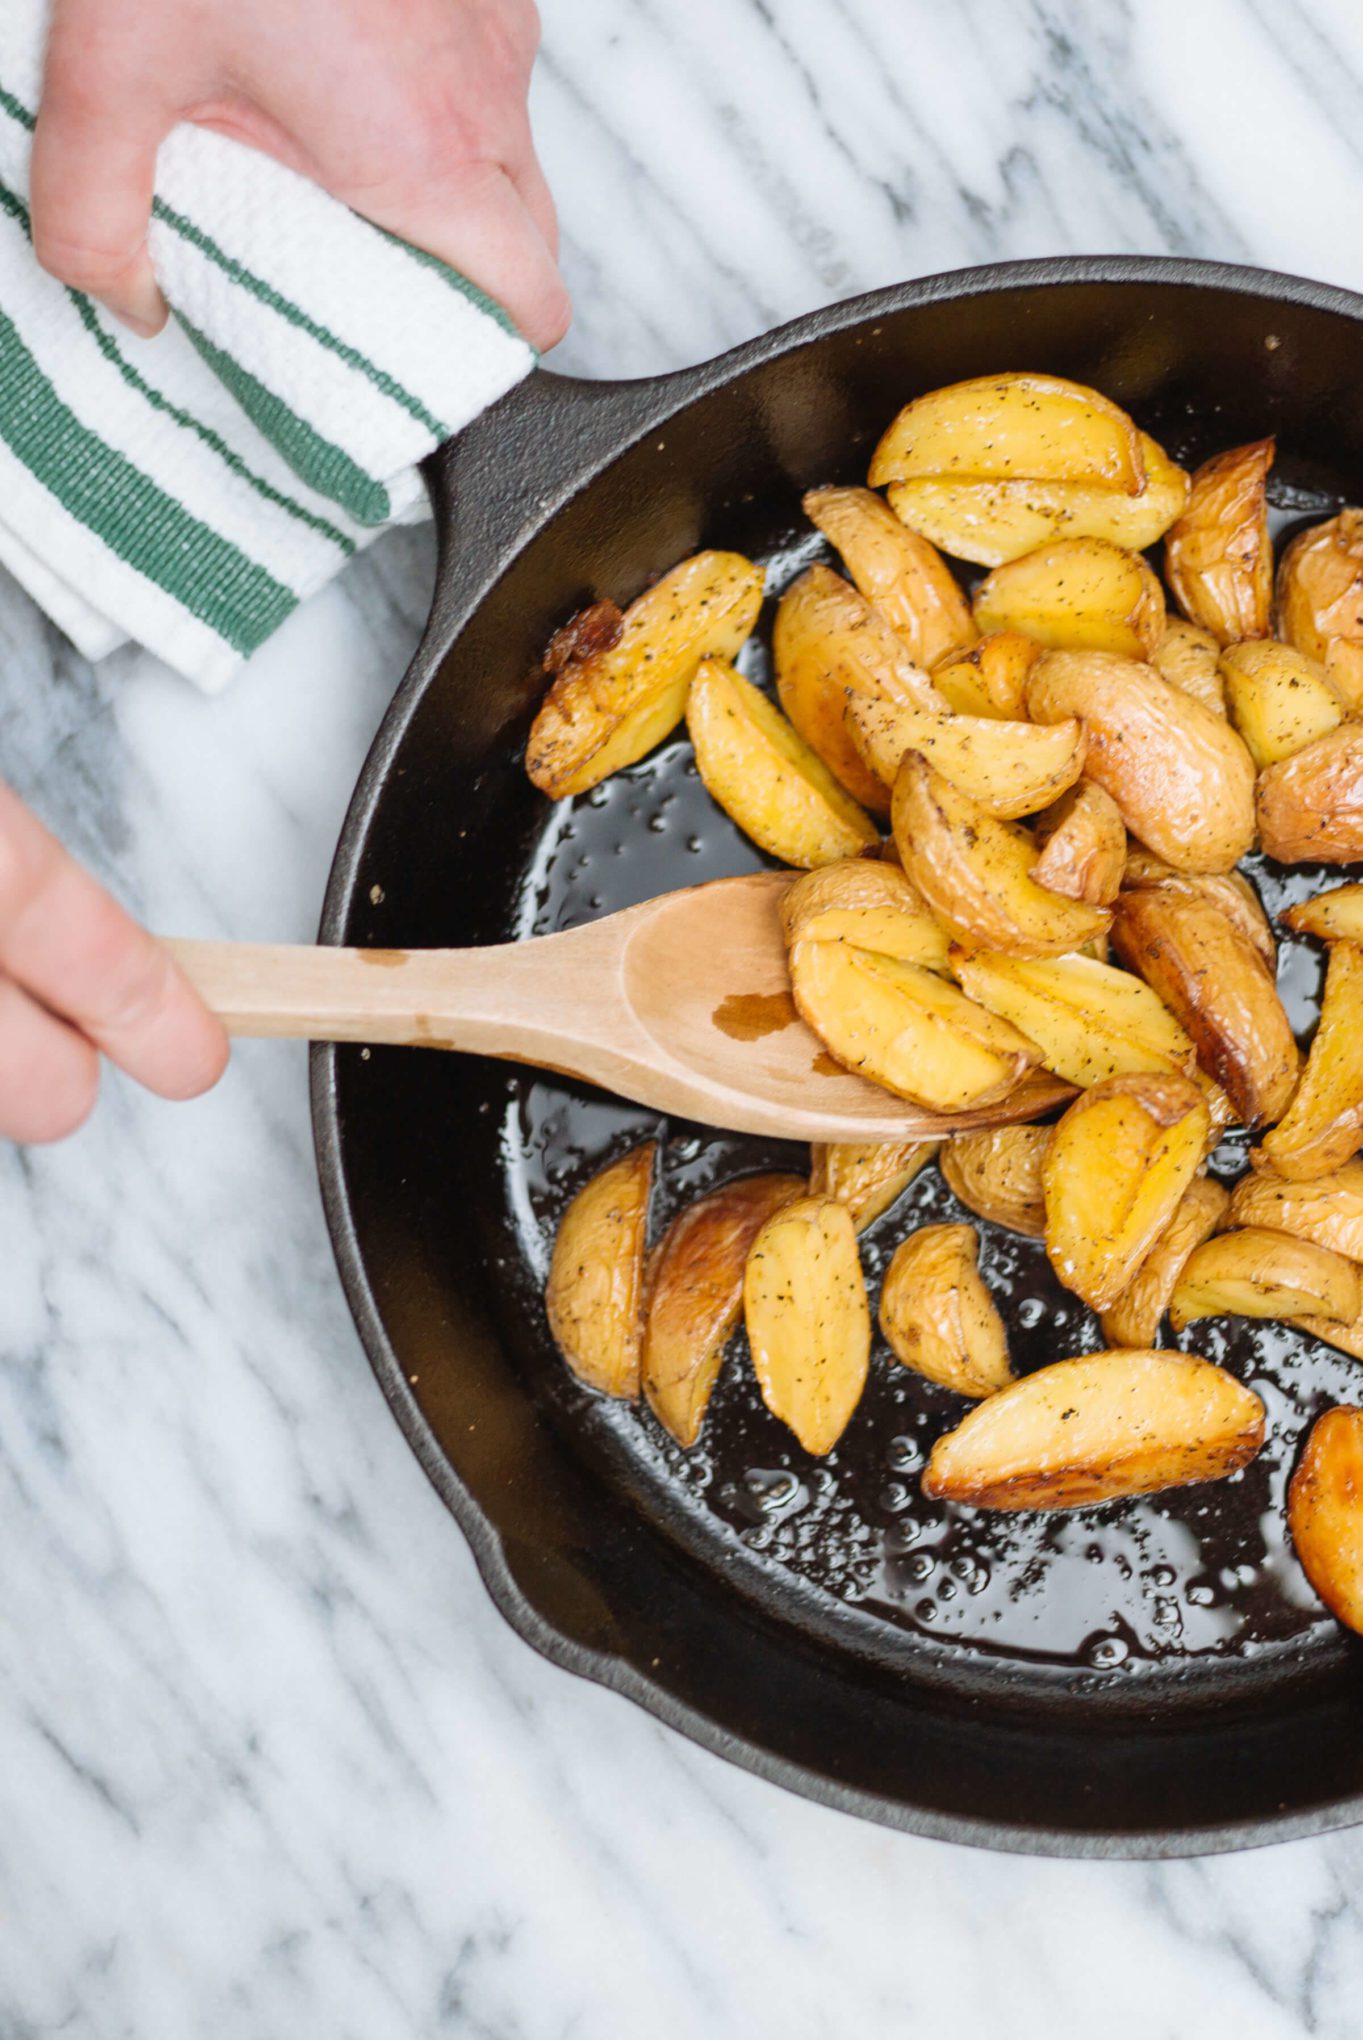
[312,259,1363,1855]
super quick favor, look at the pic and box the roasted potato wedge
[802,487,976,669]
[688,657,878,867]
[1288,1408,1363,1634]
[527,553,763,797]
[1277,508,1363,714]
[1043,1073,1209,1311]
[1164,439,1274,645]
[779,858,951,969]
[952,949,1195,1087]
[940,1125,1050,1237]
[1229,1160,1363,1263]
[1283,883,1363,945]
[1169,1227,1361,1331]
[845,691,1086,819]
[1032,779,1127,906]
[1026,650,1256,874]
[1261,941,1363,1179]
[1110,887,1299,1127]
[879,1222,1013,1397]
[1257,724,1363,865]
[922,1349,1264,1510]
[788,937,1039,1109]
[1219,639,1343,770]
[1121,850,1276,971]
[891,753,1110,959]
[930,629,1040,719]
[972,537,1166,659]
[869,372,1146,494]
[809,1138,940,1231]
[743,1194,870,1455]
[1100,1178,1230,1349]
[546,1143,655,1397]
[1151,618,1226,715]
[642,1172,805,1447]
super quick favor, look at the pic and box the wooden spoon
[167,870,1068,1141]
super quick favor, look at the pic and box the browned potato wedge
[1169,1227,1361,1331]
[1121,850,1276,971]
[1277,509,1363,713]
[788,937,1039,1110]
[930,630,1040,719]
[891,753,1110,959]
[1257,724,1363,865]
[1288,1408,1363,1633]
[869,373,1146,494]
[845,692,1086,819]
[1151,618,1225,714]
[1261,941,1363,1179]
[1229,1160,1363,1262]
[743,1194,870,1455]
[802,487,976,669]
[952,949,1194,1087]
[527,553,763,797]
[642,1173,805,1447]
[1043,1074,1209,1310]
[1032,779,1127,905]
[1165,439,1274,645]
[1110,888,1299,1127]
[1283,884,1363,944]
[973,537,1166,659]
[1290,1302,1363,1361]
[1026,650,1256,874]
[940,1125,1049,1236]
[809,1139,940,1231]
[879,1223,1012,1397]
[688,658,878,867]
[779,858,951,970]
[884,432,1187,569]
[1219,639,1344,770]
[922,1349,1264,1510]
[1100,1178,1230,1348]
[546,1143,655,1397]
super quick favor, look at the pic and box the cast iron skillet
[311,255,1363,1857]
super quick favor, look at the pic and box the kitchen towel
[0,6,535,689]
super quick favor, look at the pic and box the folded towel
[0,5,535,689]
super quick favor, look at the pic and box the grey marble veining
[6,1,1363,2033]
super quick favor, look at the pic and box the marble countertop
[6,0,1363,2032]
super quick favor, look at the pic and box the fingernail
[106,272,169,340]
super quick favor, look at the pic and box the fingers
[0,977,99,1145]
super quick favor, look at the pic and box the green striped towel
[0,7,535,688]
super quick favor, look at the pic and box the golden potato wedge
[884,432,1188,569]
[1288,1408,1363,1634]
[891,753,1110,959]
[809,1138,941,1231]
[1169,1227,1361,1331]
[1100,1178,1230,1349]
[1277,509,1363,713]
[1164,439,1274,645]
[1110,887,1299,1127]
[1289,1302,1363,1361]
[1151,618,1226,715]
[1229,1160,1363,1263]
[952,949,1195,1087]
[1121,850,1276,972]
[687,657,878,868]
[788,937,1039,1110]
[922,1349,1264,1510]
[972,537,1166,659]
[743,1194,870,1455]
[1261,941,1363,1179]
[802,486,976,669]
[845,691,1086,819]
[1043,1073,1209,1311]
[779,858,951,970]
[1026,650,1256,874]
[940,1125,1050,1237]
[879,1222,1013,1397]
[1219,639,1344,771]
[527,552,764,797]
[546,1143,655,1397]
[869,372,1146,494]
[930,629,1040,719]
[1283,884,1363,945]
[1032,779,1127,906]
[642,1173,805,1447]
[1257,724,1363,865]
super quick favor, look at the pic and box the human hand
[0,782,228,1142]
[30,0,568,348]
